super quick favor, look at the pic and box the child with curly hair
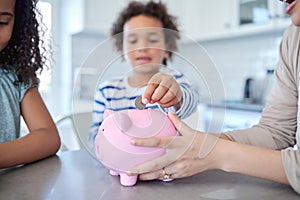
[89,0,200,144]
[0,0,60,168]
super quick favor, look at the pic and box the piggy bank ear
[113,112,132,131]
[104,109,114,118]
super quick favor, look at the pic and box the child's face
[123,15,169,73]
[0,0,15,51]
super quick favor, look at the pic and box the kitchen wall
[72,29,284,107]
[70,0,286,105]
[44,0,289,117]
[180,30,283,100]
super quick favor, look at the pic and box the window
[21,1,53,135]
[37,1,52,93]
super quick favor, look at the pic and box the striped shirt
[89,67,199,144]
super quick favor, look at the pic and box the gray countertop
[0,150,298,200]
[223,102,264,112]
[203,99,264,112]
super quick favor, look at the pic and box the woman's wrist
[205,136,235,171]
[194,133,229,171]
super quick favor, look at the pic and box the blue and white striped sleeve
[88,83,108,146]
[161,68,200,119]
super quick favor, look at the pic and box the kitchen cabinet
[69,0,290,42]
[166,0,238,41]
[166,0,291,42]
[204,103,262,133]
[236,0,291,36]
[239,0,288,25]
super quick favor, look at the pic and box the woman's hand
[142,72,183,109]
[127,110,220,180]
[127,111,289,185]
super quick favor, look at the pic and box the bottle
[261,69,274,104]
[243,78,254,104]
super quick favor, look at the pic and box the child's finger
[142,82,158,104]
[151,84,168,102]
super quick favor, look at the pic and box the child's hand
[142,72,183,109]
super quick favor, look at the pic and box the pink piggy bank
[94,108,177,186]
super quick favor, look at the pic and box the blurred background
[36,0,290,139]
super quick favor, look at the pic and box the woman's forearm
[213,138,289,185]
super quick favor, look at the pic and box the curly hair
[0,0,51,86]
[111,0,180,64]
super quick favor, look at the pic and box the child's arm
[142,70,199,118]
[89,85,108,146]
[0,88,60,168]
[142,72,183,108]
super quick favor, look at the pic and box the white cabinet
[235,0,291,36]
[191,0,239,40]
[166,0,238,41]
[78,0,290,42]
[83,1,123,33]
[166,0,291,42]
[239,0,288,25]
[204,105,262,133]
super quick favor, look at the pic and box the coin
[135,96,146,110]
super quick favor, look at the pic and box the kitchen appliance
[243,69,274,104]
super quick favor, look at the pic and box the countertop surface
[0,150,298,200]
[204,99,264,112]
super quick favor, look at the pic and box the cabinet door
[198,0,238,39]
[238,0,290,32]
[176,0,238,40]
[165,0,288,41]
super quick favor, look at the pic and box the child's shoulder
[97,76,126,89]
[160,67,183,77]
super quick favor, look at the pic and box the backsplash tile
[176,31,283,101]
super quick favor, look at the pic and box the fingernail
[126,171,133,175]
[130,139,136,145]
[169,110,175,114]
[142,97,148,104]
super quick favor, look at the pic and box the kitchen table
[0,150,298,200]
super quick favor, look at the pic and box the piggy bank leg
[109,170,119,176]
[119,173,137,186]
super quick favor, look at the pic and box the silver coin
[135,96,146,110]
